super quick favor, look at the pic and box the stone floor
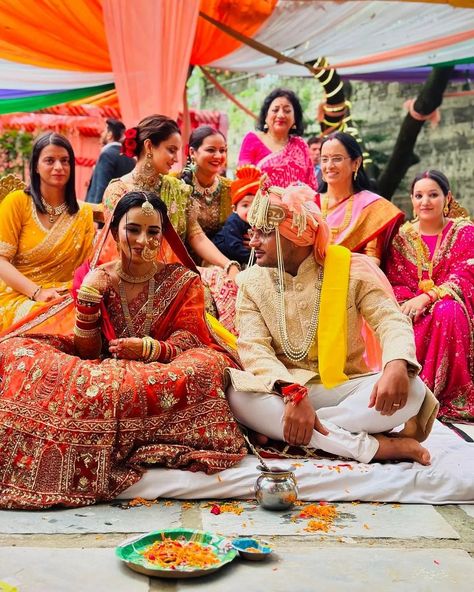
[1,423,473,591]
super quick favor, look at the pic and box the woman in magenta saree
[238,88,316,190]
[0,191,246,509]
[386,170,473,422]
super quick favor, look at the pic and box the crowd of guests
[0,87,472,510]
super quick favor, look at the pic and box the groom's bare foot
[373,434,431,465]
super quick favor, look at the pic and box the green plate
[115,528,237,579]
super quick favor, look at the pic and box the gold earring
[353,168,359,181]
[443,202,449,216]
[263,123,269,132]
[291,123,296,130]
[143,152,153,174]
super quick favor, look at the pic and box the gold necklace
[131,169,162,191]
[115,261,157,284]
[415,230,443,292]
[118,276,155,337]
[192,173,221,205]
[321,194,354,241]
[40,195,68,223]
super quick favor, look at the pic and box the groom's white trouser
[228,373,426,463]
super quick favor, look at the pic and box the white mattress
[119,420,474,504]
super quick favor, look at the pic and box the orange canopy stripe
[0,0,110,71]
[0,0,276,73]
[191,0,277,65]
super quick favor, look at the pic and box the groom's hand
[283,396,328,446]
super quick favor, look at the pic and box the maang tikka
[141,193,155,217]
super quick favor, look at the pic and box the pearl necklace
[118,276,155,338]
[40,195,68,223]
[192,174,221,205]
[275,230,323,361]
[115,262,157,284]
[321,194,354,241]
[277,267,323,362]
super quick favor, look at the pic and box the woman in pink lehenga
[385,170,474,422]
[238,88,317,190]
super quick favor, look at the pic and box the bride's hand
[109,338,143,360]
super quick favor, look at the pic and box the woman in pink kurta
[238,88,316,190]
[385,170,473,422]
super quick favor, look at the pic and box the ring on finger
[392,403,401,407]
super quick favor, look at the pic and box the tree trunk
[377,66,454,200]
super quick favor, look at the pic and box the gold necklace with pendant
[40,195,68,224]
[416,230,443,292]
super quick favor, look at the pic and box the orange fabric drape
[0,0,110,71]
[102,0,200,125]
[191,0,277,65]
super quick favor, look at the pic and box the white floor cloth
[119,420,474,504]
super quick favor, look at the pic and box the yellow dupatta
[316,244,351,388]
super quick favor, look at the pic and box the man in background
[307,135,323,191]
[85,118,135,204]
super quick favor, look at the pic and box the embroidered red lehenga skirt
[0,265,246,509]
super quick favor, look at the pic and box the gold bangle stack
[142,336,161,362]
[73,325,101,339]
[431,285,448,300]
[77,285,102,304]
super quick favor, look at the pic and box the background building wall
[195,71,473,216]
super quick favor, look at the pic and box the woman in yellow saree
[0,133,94,333]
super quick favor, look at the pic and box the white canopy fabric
[209,0,474,76]
[0,59,113,91]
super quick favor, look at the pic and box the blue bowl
[231,538,272,561]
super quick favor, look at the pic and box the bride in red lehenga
[0,191,246,509]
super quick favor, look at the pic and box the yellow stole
[207,244,352,388]
[206,312,237,349]
[316,244,351,388]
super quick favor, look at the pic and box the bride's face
[117,206,163,265]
